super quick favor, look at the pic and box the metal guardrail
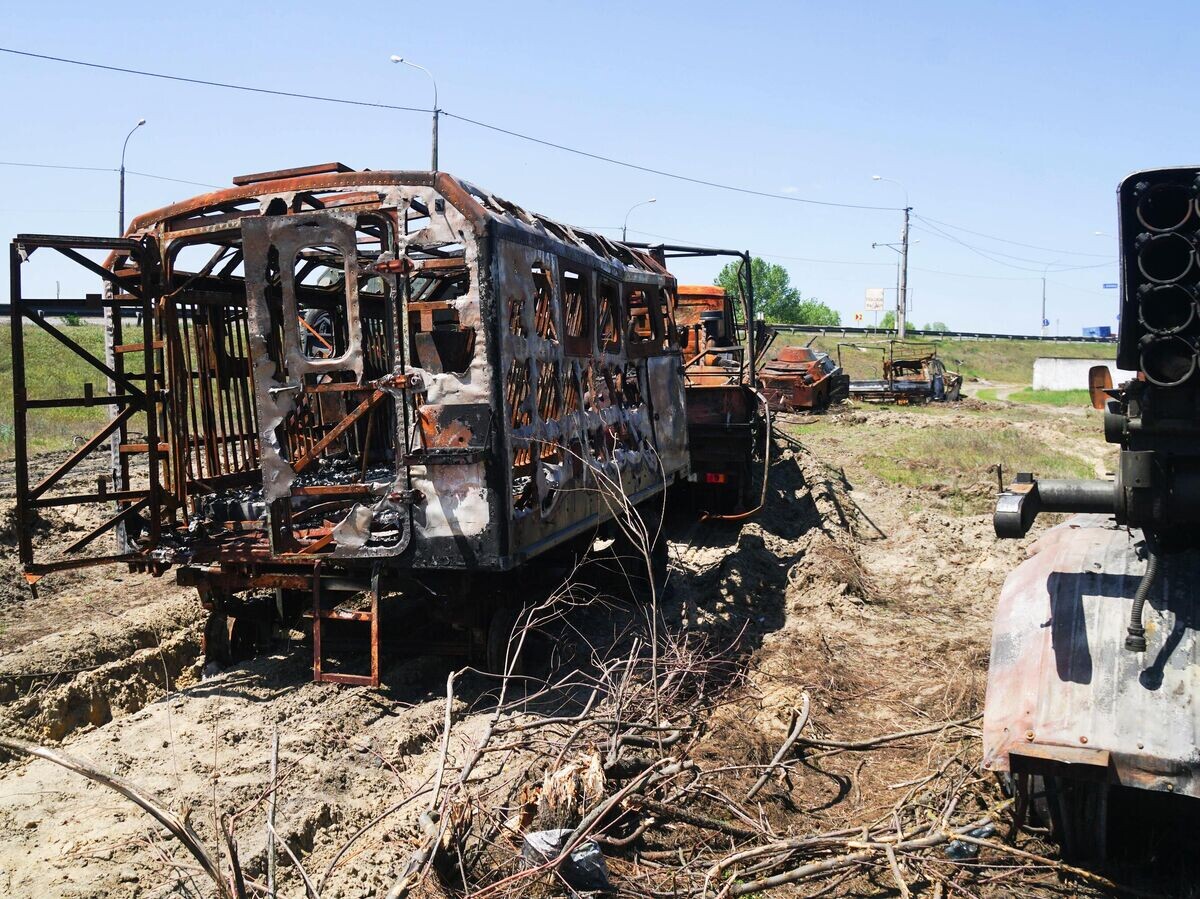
[771,324,1117,344]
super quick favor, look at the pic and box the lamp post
[872,175,910,339]
[622,198,656,242]
[119,118,146,235]
[1041,259,1063,337]
[390,55,439,171]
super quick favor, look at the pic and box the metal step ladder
[310,563,380,687]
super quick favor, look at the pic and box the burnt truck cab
[9,164,697,679]
[673,285,764,510]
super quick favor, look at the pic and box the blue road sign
[1042,318,1050,327]
[1103,283,1118,289]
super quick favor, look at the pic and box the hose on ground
[1125,529,1159,652]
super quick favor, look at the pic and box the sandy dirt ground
[0,400,1184,899]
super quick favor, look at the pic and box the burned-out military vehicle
[8,164,763,684]
[988,167,1200,858]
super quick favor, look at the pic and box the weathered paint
[983,514,1200,797]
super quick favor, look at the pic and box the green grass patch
[861,426,1093,513]
[975,387,1000,402]
[0,323,111,458]
[1004,388,1091,407]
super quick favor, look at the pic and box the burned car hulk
[8,164,766,684]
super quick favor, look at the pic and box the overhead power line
[440,111,902,211]
[912,220,1114,273]
[0,45,902,214]
[0,160,220,188]
[622,227,1049,281]
[0,47,430,114]
[914,213,1113,259]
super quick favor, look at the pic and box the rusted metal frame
[235,162,354,186]
[311,560,325,681]
[23,310,146,400]
[295,530,336,555]
[54,246,143,300]
[208,303,245,472]
[227,306,258,470]
[290,389,387,474]
[9,242,33,566]
[32,489,150,509]
[208,300,246,470]
[179,303,210,480]
[138,240,165,550]
[309,566,380,686]
[163,293,201,497]
[28,407,136,500]
[189,302,222,477]
[103,275,133,548]
[183,469,259,497]
[64,497,151,556]
[198,304,232,475]
[17,233,139,252]
[24,553,143,576]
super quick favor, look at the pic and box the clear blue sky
[2,0,1193,334]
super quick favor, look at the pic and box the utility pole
[898,205,910,340]
[872,177,911,340]
[1041,276,1047,337]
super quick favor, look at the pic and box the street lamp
[1040,259,1063,337]
[872,175,910,339]
[119,118,146,235]
[622,198,656,242]
[390,55,439,171]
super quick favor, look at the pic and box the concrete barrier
[1032,357,1135,390]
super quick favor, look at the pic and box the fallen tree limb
[745,693,810,801]
[798,713,981,751]
[0,734,235,899]
[724,814,996,897]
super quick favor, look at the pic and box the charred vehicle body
[758,345,848,412]
[9,165,762,684]
[841,342,961,404]
[669,283,767,509]
[987,167,1200,857]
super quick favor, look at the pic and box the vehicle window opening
[597,278,619,351]
[532,264,557,343]
[626,287,653,346]
[561,268,591,355]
